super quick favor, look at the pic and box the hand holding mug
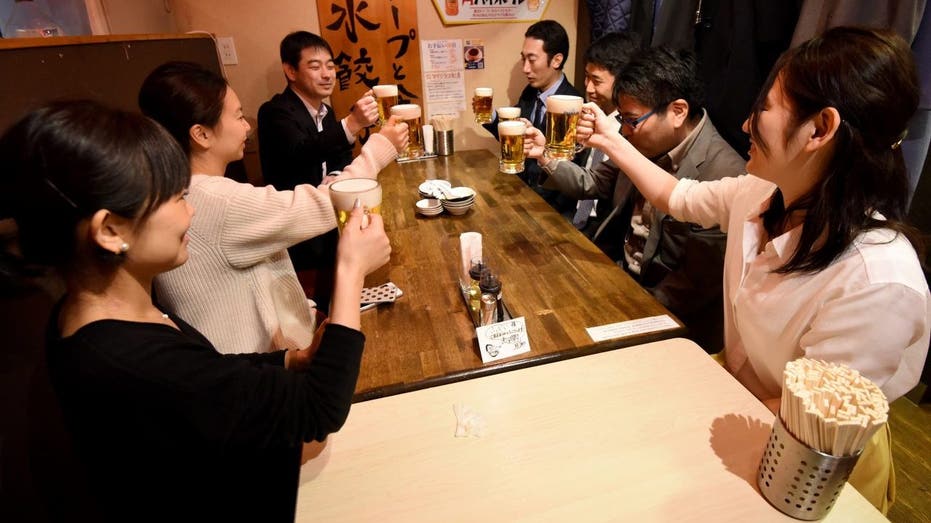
[576,102,620,151]
[377,115,410,154]
[337,203,391,278]
[347,90,379,132]
[522,120,546,160]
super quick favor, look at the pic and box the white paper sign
[585,314,679,342]
[421,39,466,118]
[477,317,530,363]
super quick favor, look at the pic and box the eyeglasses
[616,109,656,131]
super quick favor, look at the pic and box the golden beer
[497,106,521,122]
[544,95,583,160]
[390,104,424,159]
[474,87,493,124]
[498,120,526,174]
[328,178,382,231]
[373,84,399,127]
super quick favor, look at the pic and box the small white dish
[415,198,443,216]
[418,180,452,199]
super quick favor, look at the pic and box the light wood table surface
[354,150,685,400]
[296,338,885,522]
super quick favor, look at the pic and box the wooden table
[296,338,886,522]
[356,150,685,400]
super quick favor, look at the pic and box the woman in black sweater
[0,100,390,522]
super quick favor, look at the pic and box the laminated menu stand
[758,417,863,520]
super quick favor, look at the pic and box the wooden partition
[0,34,221,134]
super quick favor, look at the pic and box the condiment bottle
[479,272,502,324]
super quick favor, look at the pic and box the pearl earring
[119,242,130,254]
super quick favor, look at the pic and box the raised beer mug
[497,106,521,122]
[498,120,526,174]
[328,178,382,232]
[544,95,584,160]
[390,103,425,159]
[473,87,493,124]
[373,84,399,127]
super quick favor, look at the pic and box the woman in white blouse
[577,27,929,513]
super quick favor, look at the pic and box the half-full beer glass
[328,178,382,231]
[473,87,493,123]
[497,106,521,122]
[544,95,583,160]
[373,85,398,127]
[389,104,424,159]
[498,121,526,174]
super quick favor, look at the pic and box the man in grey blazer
[530,47,745,352]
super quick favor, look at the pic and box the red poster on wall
[316,0,423,138]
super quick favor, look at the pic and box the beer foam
[390,104,422,119]
[373,84,398,97]
[497,107,521,119]
[475,87,493,97]
[498,121,526,136]
[329,178,381,209]
[546,95,583,113]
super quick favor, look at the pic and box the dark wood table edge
[351,325,688,403]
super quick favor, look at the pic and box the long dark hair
[748,27,921,274]
[138,61,228,155]
[0,100,190,271]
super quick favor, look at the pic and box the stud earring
[119,242,130,254]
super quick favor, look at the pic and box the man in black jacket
[477,20,581,215]
[257,31,378,307]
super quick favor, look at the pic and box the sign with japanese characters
[421,39,466,118]
[432,0,549,24]
[317,0,423,140]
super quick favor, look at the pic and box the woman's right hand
[577,102,621,152]
[337,203,391,279]
[377,115,410,153]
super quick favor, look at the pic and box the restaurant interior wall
[167,0,580,159]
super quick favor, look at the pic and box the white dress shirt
[668,174,930,404]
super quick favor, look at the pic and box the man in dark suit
[257,31,378,308]
[476,20,581,215]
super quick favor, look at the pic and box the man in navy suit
[257,31,378,307]
[477,20,581,215]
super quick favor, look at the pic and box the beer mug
[498,120,526,174]
[473,87,493,124]
[390,104,424,159]
[373,84,399,127]
[497,107,521,122]
[544,95,584,160]
[328,178,382,232]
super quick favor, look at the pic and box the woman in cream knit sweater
[139,61,407,354]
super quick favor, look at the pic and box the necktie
[533,99,545,131]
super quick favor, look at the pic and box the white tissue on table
[453,403,486,438]
[459,232,482,289]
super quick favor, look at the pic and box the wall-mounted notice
[464,39,484,70]
[432,0,549,25]
[421,39,466,118]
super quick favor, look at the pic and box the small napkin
[361,282,403,305]
[453,403,486,438]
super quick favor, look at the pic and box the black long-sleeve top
[46,306,364,522]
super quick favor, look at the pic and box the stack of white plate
[418,180,452,200]
[415,198,443,216]
[440,187,475,215]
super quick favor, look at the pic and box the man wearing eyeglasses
[530,46,744,352]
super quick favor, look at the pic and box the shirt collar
[291,87,328,122]
[659,109,708,173]
[537,74,566,103]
